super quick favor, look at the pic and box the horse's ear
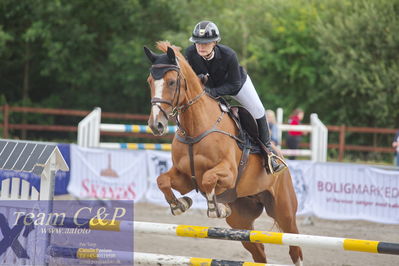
[144,46,157,63]
[167,47,177,65]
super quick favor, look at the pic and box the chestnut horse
[144,41,303,265]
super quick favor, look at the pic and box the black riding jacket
[185,44,247,96]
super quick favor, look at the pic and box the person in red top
[286,108,305,160]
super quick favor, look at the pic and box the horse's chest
[174,153,207,176]
[172,136,234,176]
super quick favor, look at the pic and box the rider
[185,20,285,174]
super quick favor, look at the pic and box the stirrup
[266,153,288,175]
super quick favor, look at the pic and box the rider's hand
[197,74,208,85]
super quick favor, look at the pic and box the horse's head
[144,45,185,136]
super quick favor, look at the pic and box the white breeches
[232,75,265,119]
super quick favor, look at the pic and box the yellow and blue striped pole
[99,142,172,151]
[100,123,177,134]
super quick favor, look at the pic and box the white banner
[309,162,399,224]
[68,145,399,224]
[145,150,207,209]
[286,160,314,216]
[68,144,148,201]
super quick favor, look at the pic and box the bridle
[149,63,205,135]
[150,64,181,119]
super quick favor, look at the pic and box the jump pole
[52,219,399,256]
[134,221,399,256]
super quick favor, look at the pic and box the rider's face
[195,42,216,57]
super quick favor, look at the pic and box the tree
[0,0,181,114]
[315,0,399,127]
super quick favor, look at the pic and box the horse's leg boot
[256,115,286,174]
[168,196,192,215]
[206,191,231,218]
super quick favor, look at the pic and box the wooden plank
[346,127,397,134]
[20,180,30,200]
[0,179,10,199]
[326,125,341,131]
[8,124,77,132]
[9,106,89,116]
[8,106,148,120]
[10,178,20,200]
[345,145,395,153]
[338,125,346,161]
[31,185,39,200]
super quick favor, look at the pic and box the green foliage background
[1,0,399,131]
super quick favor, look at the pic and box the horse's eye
[168,80,176,87]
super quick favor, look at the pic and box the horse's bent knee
[201,174,218,191]
[157,175,171,191]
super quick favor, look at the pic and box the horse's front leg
[157,166,195,215]
[202,162,235,218]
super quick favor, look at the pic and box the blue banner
[0,200,134,265]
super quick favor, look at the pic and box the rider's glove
[197,74,209,85]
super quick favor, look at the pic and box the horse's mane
[156,41,201,90]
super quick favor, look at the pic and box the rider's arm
[212,53,241,96]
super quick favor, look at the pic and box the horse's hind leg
[261,172,304,265]
[157,166,195,215]
[226,197,266,263]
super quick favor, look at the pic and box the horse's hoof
[170,196,192,216]
[207,203,231,218]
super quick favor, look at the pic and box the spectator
[286,108,305,160]
[266,109,279,146]
[393,129,399,166]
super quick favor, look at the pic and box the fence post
[338,125,346,161]
[77,107,101,147]
[3,104,9,139]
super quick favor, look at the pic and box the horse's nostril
[157,122,164,132]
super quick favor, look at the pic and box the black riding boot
[256,115,286,173]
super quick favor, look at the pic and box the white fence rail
[78,107,328,161]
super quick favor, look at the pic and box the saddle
[229,106,262,153]
[219,97,262,154]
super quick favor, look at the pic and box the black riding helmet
[189,21,221,44]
